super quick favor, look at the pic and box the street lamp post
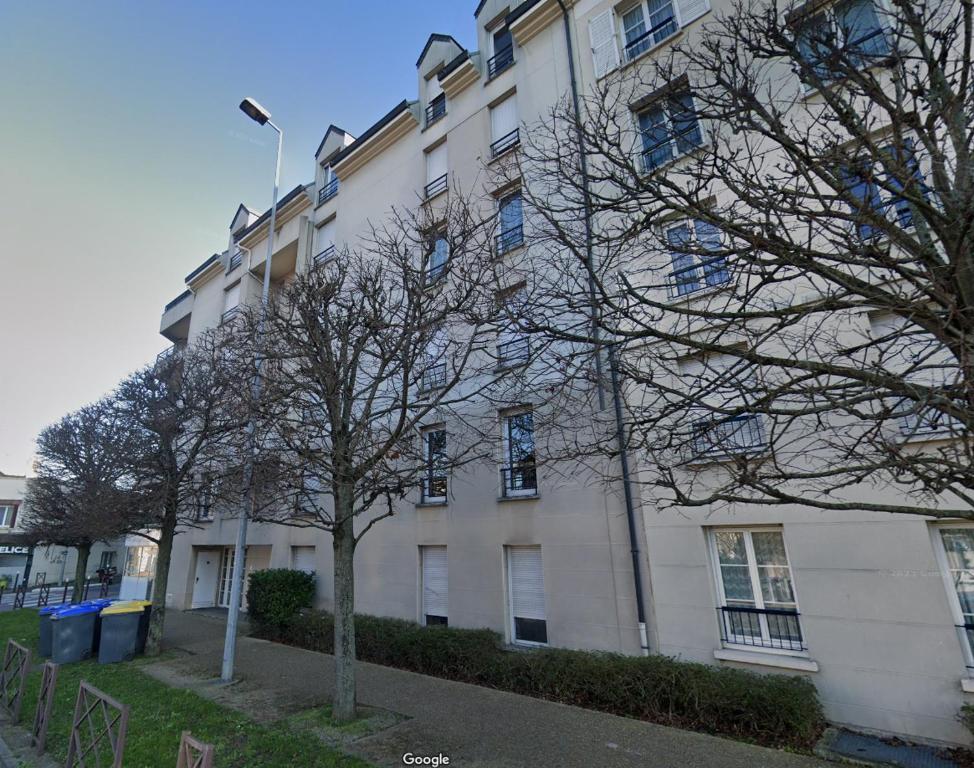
[221,97,282,682]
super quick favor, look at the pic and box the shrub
[274,610,824,749]
[247,569,316,636]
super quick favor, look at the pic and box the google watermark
[402,752,451,766]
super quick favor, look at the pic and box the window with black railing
[421,428,448,503]
[496,193,524,255]
[227,251,243,272]
[795,0,890,85]
[487,44,515,78]
[490,128,520,159]
[717,606,806,652]
[692,413,765,458]
[501,410,537,497]
[317,176,339,205]
[425,94,447,127]
[638,90,702,172]
[666,220,730,297]
[314,244,336,265]
[221,307,240,324]
[425,173,448,200]
[622,1,678,62]
[497,336,530,367]
[421,362,447,392]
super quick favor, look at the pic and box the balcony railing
[692,414,765,458]
[425,94,447,127]
[424,173,448,200]
[420,362,447,392]
[669,255,731,297]
[487,45,515,79]
[317,177,339,205]
[717,606,805,652]
[221,307,240,325]
[500,464,538,497]
[427,262,447,283]
[227,251,243,272]
[496,224,524,255]
[314,245,336,266]
[497,337,530,367]
[490,128,520,158]
[623,14,677,62]
[420,474,448,503]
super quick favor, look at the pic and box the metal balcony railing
[420,362,447,392]
[424,173,448,199]
[497,337,530,367]
[420,474,448,503]
[427,261,447,283]
[314,245,336,265]
[425,94,447,127]
[669,255,731,297]
[716,605,805,652]
[500,464,538,497]
[487,45,514,79]
[691,414,766,458]
[317,176,339,205]
[496,224,524,255]
[490,128,520,158]
[221,307,240,325]
[227,251,243,272]
[623,13,677,62]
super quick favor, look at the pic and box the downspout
[555,0,650,655]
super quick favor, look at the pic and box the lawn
[0,610,370,768]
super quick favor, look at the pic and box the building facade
[158,0,973,746]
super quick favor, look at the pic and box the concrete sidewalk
[153,610,831,768]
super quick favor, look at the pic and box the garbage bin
[50,604,102,664]
[132,601,152,655]
[38,605,61,657]
[98,602,144,664]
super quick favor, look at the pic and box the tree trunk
[332,490,357,724]
[71,543,91,603]
[144,498,178,656]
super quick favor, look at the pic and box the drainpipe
[555,0,651,655]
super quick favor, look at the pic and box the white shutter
[589,10,620,79]
[223,282,240,313]
[676,0,710,27]
[490,95,518,141]
[318,220,335,250]
[509,546,545,620]
[422,546,448,620]
[426,142,448,184]
[291,546,316,574]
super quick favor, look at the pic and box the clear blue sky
[0,1,477,473]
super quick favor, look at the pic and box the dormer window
[487,26,515,79]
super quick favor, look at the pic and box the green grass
[0,610,370,768]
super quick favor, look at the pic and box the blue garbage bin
[50,604,102,663]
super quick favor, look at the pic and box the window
[425,142,448,199]
[421,427,447,503]
[420,326,448,392]
[665,219,729,296]
[124,546,158,579]
[501,409,537,497]
[497,287,530,367]
[795,0,889,83]
[196,475,213,521]
[315,220,336,265]
[318,165,339,204]
[222,282,241,323]
[98,551,116,570]
[841,140,927,239]
[621,0,678,61]
[490,95,519,157]
[0,506,15,529]
[291,546,316,574]
[497,193,524,254]
[426,234,449,282]
[637,90,702,172]
[421,546,448,626]
[710,529,805,652]
[227,250,243,273]
[936,529,974,666]
[426,76,446,127]
[488,26,515,78]
[507,546,547,645]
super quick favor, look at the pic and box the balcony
[227,250,243,273]
[497,337,530,367]
[317,177,339,205]
[420,474,447,504]
[490,128,520,159]
[487,45,515,79]
[669,255,731,297]
[691,414,765,459]
[160,289,193,342]
[314,245,336,266]
[496,224,524,255]
[221,307,240,325]
[716,606,805,652]
[425,94,447,127]
[500,464,538,498]
[424,173,448,200]
[623,13,677,63]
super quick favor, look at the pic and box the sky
[0,0,477,475]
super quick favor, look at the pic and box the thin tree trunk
[71,543,91,603]
[144,499,177,656]
[332,489,357,724]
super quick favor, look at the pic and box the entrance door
[218,546,247,608]
[191,549,220,609]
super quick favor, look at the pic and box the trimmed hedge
[246,569,316,635]
[258,609,825,749]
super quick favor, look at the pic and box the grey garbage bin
[38,605,60,657]
[98,603,143,664]
[50,604,101,663]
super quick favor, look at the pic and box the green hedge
[260,610,824,749]
[246,569,316,635]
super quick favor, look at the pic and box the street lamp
[221,97,283,682]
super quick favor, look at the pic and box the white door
[191,549,220,609]
[421,546,448,625]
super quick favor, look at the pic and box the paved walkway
[153,610,832,768]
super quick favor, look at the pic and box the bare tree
[113,330,247,655]
[521,0,974,517]
[242,192,531,722]
[23,399,146,601]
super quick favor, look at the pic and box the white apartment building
[158,0,974,746]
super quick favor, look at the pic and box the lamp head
[239,97,271,125]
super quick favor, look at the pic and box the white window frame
[618,0,680,63]
[634,90,703,174]
[506,545,547,647]
[500,408,537,498]
[663,217,730,298]
[707,527,807,657]
[0,506,14,529]
[932,523,974,672]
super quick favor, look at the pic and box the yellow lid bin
[101,601,145,615]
